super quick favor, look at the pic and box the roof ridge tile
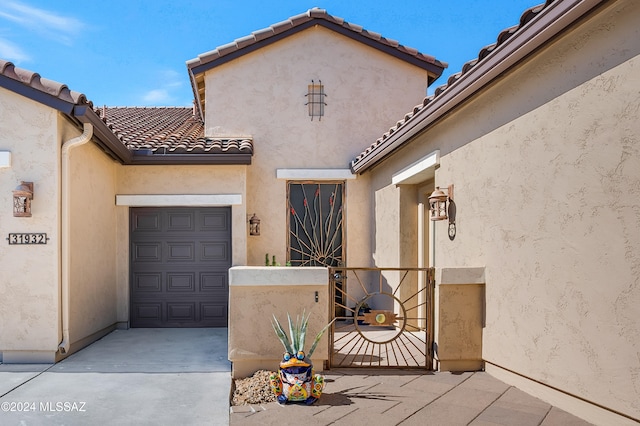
[188,8,443,72]
[0,59,93,108]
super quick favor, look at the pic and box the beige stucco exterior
[66,133,119,351]
[0,91,119,362]
[364,1,640,424]
[0,18,435,364]
[203,25,431,268]
[0,88,61,362]
[5,3,637,423]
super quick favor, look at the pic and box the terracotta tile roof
[0,59,91,107]
[187,7,447,118]
[350,1,551,172]
[188,8,444,71]
[98,106,253,155]
[0,60,252,163]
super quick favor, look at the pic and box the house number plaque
[7,233,49,245]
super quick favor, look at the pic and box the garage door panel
[201,242,230,262]
[167,241,195,262]
[201,304,226,322]
[168,212,195,232]
[201,211,229,231]
[201,273,227,291]
[130,207,231,328]
[133,303,162,321]
[167,273,196,292]
[132,211,161,232]
[133,273,162,292]
[167,302,196,321]
[133,242,162,262]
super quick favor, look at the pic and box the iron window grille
[305,80,327,121]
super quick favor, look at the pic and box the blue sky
[0,0,537,107]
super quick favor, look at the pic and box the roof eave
[188,20,444,76]
[187,66,205,121]
[352,0,606,174]
[73,105,133,164]
[0,73,75,114]
[129,153,252,165]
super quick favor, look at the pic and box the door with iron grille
[287,181,344,267]
[329,267,435,369]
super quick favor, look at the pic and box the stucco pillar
[434,267,485,371]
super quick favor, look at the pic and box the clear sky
[0,0,538,107]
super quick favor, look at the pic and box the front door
[287,181,344,267]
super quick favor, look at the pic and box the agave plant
[271,310,332,359]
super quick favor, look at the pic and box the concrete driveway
[0,328,230,425]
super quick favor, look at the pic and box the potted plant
[269,311,333,405]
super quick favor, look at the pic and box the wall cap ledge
[436,267,485,285]
[229,266,328,286]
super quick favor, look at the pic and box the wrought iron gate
[328,267,435,369]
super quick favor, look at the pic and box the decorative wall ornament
[305,80,327,121]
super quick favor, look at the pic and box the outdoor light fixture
[428,184,456,240]
[428,185,453,221]
[13,181,34,217]
[249,213,261,236]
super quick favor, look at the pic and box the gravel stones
[231,370,278,406]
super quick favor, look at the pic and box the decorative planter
[269,312,332,405]
[269,354,324,405]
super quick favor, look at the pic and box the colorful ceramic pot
[269,351,324,405]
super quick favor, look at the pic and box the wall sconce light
[13,181,34,217]
[429,184,456,240]
[249,213,261,236]
[428,185,452,221]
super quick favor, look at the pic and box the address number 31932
[7,233,48,245]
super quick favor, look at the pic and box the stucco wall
[204,26,430,267]
[66,132,118,346]
[366,0,640,422]
[228,266,329,378]
[0,88,60,361]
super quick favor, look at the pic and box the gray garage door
[129,207,231,327]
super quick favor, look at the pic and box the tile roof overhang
[186,7,447,119]
[0,60,253,165]
[0,59,133,163]
[350,0,606,174]
[99,107,252,165]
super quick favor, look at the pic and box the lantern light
[12,181,34,218]
[428,185,453,221]
[249,213,261,236]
